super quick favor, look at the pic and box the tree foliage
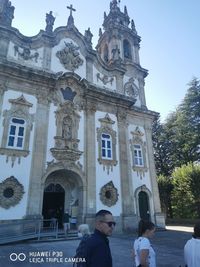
[157,175,173,218]
[153,77,200,175]
[171,163,200,218]
[153,77,200,218]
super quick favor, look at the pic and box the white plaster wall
[93,66,116,92]
[77,110,84,169]
[45,103,57,164]
[0,90,37,220]
[7,41,43,69]
[123,75,141,107]
[51,38,86,78]
[95,111,122,216]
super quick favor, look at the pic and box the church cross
[67,4,76,16]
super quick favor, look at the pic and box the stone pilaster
[86,56,93,82]
[84,102,96,219]
[116,73,123,94]
[0,37,9,58]
[138,77,147,109]
[117,109,135,231]
[144,122,165,228]
[0,82,7,117]
[26,97,50,217]
[42,46,52,70]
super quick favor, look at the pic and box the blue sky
[10,0,200,121]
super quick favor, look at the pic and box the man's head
[193,221,200,238]
[95,209,116,236]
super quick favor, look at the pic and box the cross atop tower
[67,4,76,16]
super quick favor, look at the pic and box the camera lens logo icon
[10,253,26,262]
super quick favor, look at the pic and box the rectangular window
[101,133,112,159]
[134,144,143,166]
[7,118,25,149]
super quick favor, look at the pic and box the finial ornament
[67,4,76,16]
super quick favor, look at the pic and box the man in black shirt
[85,209,116,267]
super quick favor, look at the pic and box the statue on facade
[45,11,55,32]
[84,27,93,45]
[2,0,14,26]
[62,116,72,140]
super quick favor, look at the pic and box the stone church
[0,0,165,231]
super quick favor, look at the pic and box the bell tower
[96,0,141,67]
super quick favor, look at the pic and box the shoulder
[138,237,151,249]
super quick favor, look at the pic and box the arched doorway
[138,191,150,221]
[42,183,65,228]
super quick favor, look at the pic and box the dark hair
[193,221,200,238]
[138,219,155,237]
[95,209,112,221]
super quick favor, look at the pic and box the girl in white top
[133,220,156,267]
[184,221,200,267]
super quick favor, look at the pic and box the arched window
[123,39,131,59]
[103,44,109,62]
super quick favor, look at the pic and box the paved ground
[0,226,193,267]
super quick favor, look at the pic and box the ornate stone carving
[0,176,24,209]
[56,42,83,71]
[124,78,139,99]
[96,73,114,85]
[50,101,83,163]
[130,126,147,178]
[100,181,118,207]
[0,95,34,167]
[97,113,118,174]
[14,46,39,62]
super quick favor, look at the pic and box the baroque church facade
[0,0,165,231]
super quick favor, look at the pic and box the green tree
[171,163,200,218]
[157,174,173,218]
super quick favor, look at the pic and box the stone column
[144,122,165,228]
[26,95,50,218]
[84,102,96,226]
[117,109,135,231]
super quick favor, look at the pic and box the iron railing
[0,219,58,245]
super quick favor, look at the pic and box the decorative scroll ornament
[124,78,139,98]
[56,41,83,71]
[96,73,114,85]
[14,46,39,62]
[0,176,25,209]
[100,181,119,207]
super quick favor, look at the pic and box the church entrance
[138,191,150,221]
[42,183,65,228]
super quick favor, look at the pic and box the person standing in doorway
[63,210,71,236]
[133,219,156,267]
[184,221,200,267]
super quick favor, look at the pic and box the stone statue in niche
[45,11,55,32]
[62,116,72,140]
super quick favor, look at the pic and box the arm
[140,249,149,267]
